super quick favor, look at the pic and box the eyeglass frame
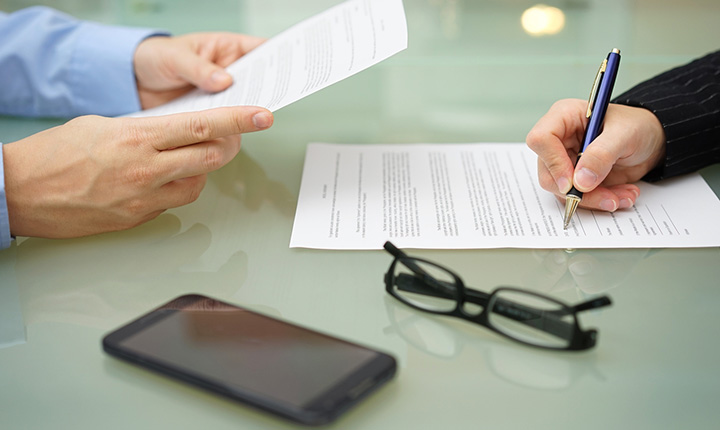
[383,241,612,351]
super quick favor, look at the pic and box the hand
[526,99,666,212]
[133,32,265,109]
[2,106,273,239]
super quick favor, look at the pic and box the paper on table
[290,143,720,249]
[130,0,407,117]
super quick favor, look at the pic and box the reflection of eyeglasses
[382,298,607,390]
[383,242,612,351]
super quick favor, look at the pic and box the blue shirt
[0,7,163,249]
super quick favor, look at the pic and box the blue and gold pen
[563,48,621,229]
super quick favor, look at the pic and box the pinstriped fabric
[613,50,720,181]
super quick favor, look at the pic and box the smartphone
[102,294,397,426]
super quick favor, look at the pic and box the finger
[162,175,209,209]
[236,35,266,53]
[132,106,273,151]
[195,34,267,67]
[572,129,630,192]
[159,135,243,182]
[172,48,234,92]
[536,159,561,194]
[175,34,266,93]
[144,175,209,212]
[575,183,640,212]
[526,99,586,194]
[609,184,640,209]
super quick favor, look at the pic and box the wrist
[635,108,667,181]
[641,107,667,173]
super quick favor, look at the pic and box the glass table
[2,1,719,428]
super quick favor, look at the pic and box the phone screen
[103,295,396,425]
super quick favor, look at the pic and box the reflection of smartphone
[103,294,396,426]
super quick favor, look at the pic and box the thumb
[572,137,618,192]
[173,50,234,93]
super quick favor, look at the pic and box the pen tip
[563,195,581,230]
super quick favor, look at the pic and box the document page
[131,0,407,117]
[290,143,720,249]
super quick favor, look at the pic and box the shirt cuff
[0,144,14,250]
[69,22,168,117]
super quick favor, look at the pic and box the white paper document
[290,143,720,249]
[131,0,407,117]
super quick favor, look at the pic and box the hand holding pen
[526,51,666,225]
[562,48,622,228]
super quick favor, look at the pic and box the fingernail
[252,111,273,129]
[600,199,618,212]
[619,198,634,209]
[556,177,571,194]
[211,70,232,84]
[574,167,598,190]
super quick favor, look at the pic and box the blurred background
[3,0,719,144]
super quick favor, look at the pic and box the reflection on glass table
[382,298,607,391]
[524,248,657,296]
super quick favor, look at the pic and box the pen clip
[586,58,607,118]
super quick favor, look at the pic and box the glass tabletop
[1,1,719,429]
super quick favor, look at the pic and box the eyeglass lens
[391,258,459,312]
[488,290,574,349]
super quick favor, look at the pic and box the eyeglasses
[383,242,612,351]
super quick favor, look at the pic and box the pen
[563,48,622,229]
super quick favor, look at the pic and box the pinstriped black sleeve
[612,50,720,181]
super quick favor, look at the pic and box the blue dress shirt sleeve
[0,6,165,117]
[0,7,167,250]
[0,145,10,249]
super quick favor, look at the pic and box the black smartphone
[102,294,397,426]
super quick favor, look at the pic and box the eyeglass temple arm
[482,292,612,319]
[384,241,407,259]
[531,295,612,320]
[571,296,612,313]
[488,294,610,347]
[465,288,591,342]
[385,241,437,282]
[394,273,458,299]
[388,242,506,307]
[393,274,563,328]
[394,274,574,341]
